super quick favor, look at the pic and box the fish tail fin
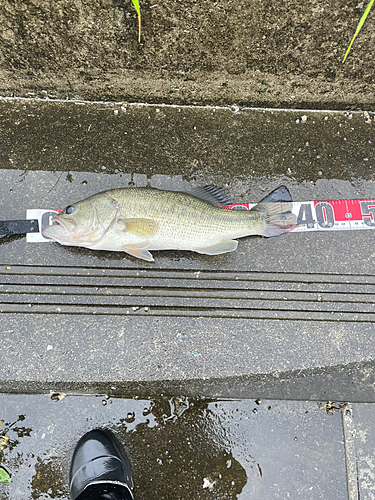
[250,186,297,237]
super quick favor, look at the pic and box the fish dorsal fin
[118,218,158,237]
[187,185,232,206]
[258,186,292,204]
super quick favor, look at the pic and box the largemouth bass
[43,185,297,262]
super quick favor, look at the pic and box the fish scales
[43,185,297,261]
[109,188,264,242]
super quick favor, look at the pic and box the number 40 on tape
[292,199,375,232]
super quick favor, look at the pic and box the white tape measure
[26,199,375,243]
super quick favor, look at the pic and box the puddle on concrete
[0,395,347,500]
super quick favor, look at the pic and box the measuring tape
[24,199,375,243]
[228,199,375,233]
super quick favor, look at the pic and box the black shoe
[69,429,134,500]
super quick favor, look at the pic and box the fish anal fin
[118,218,158,237]
[123,242,154,262]
[195,240,238,256]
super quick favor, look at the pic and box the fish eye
[65,205,75,214]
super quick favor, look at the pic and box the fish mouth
[43,217,72,241]
[51,218,67,230]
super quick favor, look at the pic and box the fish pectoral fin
[194,240,238,256]
[118,218,158,237]
[123,242,154,262]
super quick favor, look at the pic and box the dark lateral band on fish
[42,185,297,262]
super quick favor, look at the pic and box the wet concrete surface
[0,394,349,500]
[352,404,375,499]
[0,98,374,497]
[0,100,375,400]
[0,99,374,184]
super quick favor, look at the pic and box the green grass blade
[0,468,11,483]
[343,0,375,62]
[131,0,141,42]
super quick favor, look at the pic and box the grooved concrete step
[1,266,375,321]
[0,100,375,401]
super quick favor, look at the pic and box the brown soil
[0,0,374,108]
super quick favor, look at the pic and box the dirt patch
[0,0,374,108]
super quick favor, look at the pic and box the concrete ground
[0,100,375,400]
[1,393,373,500]
[0,99,374,498]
